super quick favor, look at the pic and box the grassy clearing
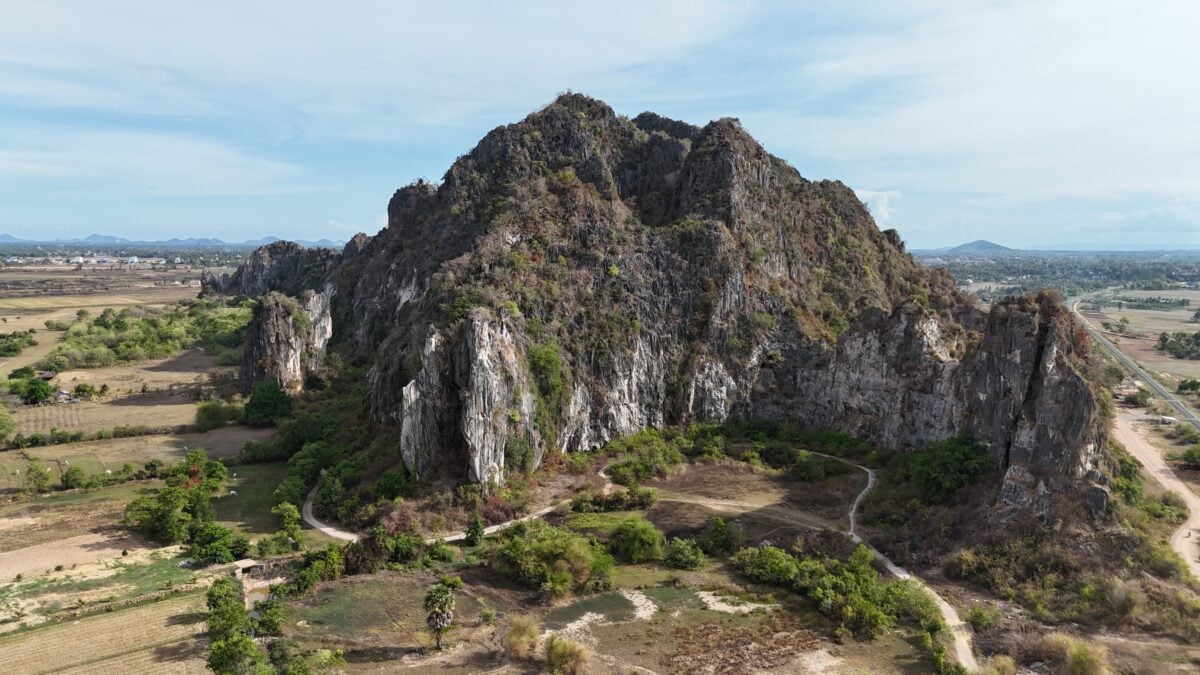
[0,551,196,614]
[213,461,290,538]
[0,426,275,491]
[0,288,199,311]
[0,592,207,674]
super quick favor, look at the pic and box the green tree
[206,634,261,674]
[272,502,304,550]
[697,517,743,555]
[19,378,54,404]
[909,435,991,503]
[124,486,193,543]
[206,577,250,641]
[664,537,706,570]
[465,515,485,547]
[24,460,51,493]
[424,581,456,650]
[609,517,665,563]
[59,465,86,490]
[243,379,293,426]
[0,404,14,442]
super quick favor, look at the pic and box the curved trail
[1111,415,1200,580]
[302,457,979,671]
[302,482,361,542]
[803,451,979,672]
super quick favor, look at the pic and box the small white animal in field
[105,470,112,475]
[229,490,238,496]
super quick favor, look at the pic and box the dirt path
[301,480,361,542]
[1111,414,1200,579]
[300,457,980,671]
[800,451,979,673]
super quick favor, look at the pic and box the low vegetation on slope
[36,299,251,371]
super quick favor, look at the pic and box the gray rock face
[240,285,333,391]
[224,94,1105,518]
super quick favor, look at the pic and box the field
[53,348,224,398]
[0,281,223,440]
[0,592,208,674]
[13,390,203,436]
[1092,288,1200,380]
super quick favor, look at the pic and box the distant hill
[947,239,1012,253]
[0,234,344,249]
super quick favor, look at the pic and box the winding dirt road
[302,458,980,671]
[1111,414,1200,580]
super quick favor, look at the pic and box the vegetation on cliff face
[209,94,1103,538]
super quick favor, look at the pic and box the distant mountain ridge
[0,233,343,249]
[946,239,1011,253]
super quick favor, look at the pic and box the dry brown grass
[13,390,199,436]
[503,615,541,661]
[544,634,591,674]
[0,592,208,674]
[1011,631,1112,675]
[54,349,227,397]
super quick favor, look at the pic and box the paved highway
[1070,297,1200,430]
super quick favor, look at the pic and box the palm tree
[424,582,456,650]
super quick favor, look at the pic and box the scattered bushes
[37,301,250,371]
[604,429,686,485]
[569,485,656,513]
[491,520,613,598]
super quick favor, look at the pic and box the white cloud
[0,1,745,139]
[0,127,302,196]
[854,189,901,226]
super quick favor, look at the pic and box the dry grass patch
[14,390,199,436]
[0,592,207,674]
[502,615,541,661]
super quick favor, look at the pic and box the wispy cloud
[854,190,901,226]
[0,127,303,196]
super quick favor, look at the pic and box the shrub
[966,604,1001,632]
[195,399,243,432]
[609,517,665,563]
[697,517,743,555]
[465,515,485,547]
[730,546,799,585]
[502,615,540,660]
[491,520,611,597]
[983,655,1017,675]
[544,635,590,674]
[909,435,991,503]
[664,537,706,570]
[243,379,293,425]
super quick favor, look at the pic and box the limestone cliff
[216,94,1105,517]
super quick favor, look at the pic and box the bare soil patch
[0,530,153,581]
[54,348,228,398]
[14,390,200,435]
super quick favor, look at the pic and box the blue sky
[2,1,1199,249]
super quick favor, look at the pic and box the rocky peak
[222,94,1104,518]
